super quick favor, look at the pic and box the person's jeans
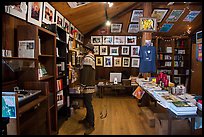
[83,93,95,127]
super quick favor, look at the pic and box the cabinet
[155,36,191,89]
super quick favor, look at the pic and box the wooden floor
[58,94,156,135]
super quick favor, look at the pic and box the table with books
[135,78,202,135]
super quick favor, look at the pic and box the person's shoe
[84,126,95,135]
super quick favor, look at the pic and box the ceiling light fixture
[104,3,111,26]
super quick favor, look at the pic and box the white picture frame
[100,46,108,55]
[121,46,130,55]
[126,36,137,45]
[64,18,70,33]
[130,10,143,22]
[114,57,122,67]
[114,36,125,45]
[69,23,75,38]
[55,10,64,29]
[91,36,102,45]
[42,2,55,24]
[110,23,122,33]
[128,23,139,33]
[94,46,99,55]
[103,36,113,45]
[96,56,103,66]
[151,9,169,23]
[5,2,27,21]
[131,46,140,57]
[109,47,119,56]
[104,56,112,67]
[123,57,130,67]
[27,2,43,27]
[131,58,140,68]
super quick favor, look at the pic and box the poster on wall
[130,10,143,22]
[110,23,122,33]
[27,2,43,27]
[159,23,174,32]
[151,9,168,22]
[128,23,139,33]
[139,18,157,32]
[42,2,55,24]
[183,11,200,22]
[166,10,184,22]
[55,11,64,29]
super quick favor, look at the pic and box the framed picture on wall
[196,30,202,44]
[94,46,99,55]
[27,2,43,27]
[121,46,130,55]
[166,10,184,22]
[69,23,75,38]
[122,57,130,67]
[131,58,140,67]
[126,36,137,45]
[114,57,122,67]
[103,36,113,45]
[110,23,122,33]
[104,56,112,67]
[183,11,201,22]
[91,36,102,45]
[55,11,64,28]
[100,46,108,55]
[114,36,125,45]
[128,23,139,33]
[151,9,168,23]
[131,46,140,57]
[42,2,55,24]
[96,57,103,66]
[159,23,174,32]
[130,10,143,22]
[139,17,157,32]
[5,2,27,21]
[64,18,70,33]
[109,47,119,56]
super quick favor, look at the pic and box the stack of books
[169,101,197,115]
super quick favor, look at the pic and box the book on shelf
[57,90,64,107]
[56,47,59,57]
[38,63,48,79]
[38,37,41,55]
[57,79,63,91]
[18,40,35,58]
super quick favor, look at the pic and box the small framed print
[91,36,102,45]
[5,2,27,21]
[130,10,143,22]
[139,17,157,32]
[174,77,181,85]
[104,56,112,67]
[131,46,140,57]
[122,57,130,67]
[94,46,99,55]
[55,10,64,28]
[121,46,130,55]
[114,36,125,45]
[128,23,139,33]
[103,36,113,45]
[96,57,103,66]
[27,2,43,27]
[126,36,137,45]
[110,47,119,56]
[69,23,75,38]
[111,23,122,33]
[166,10,184,22]
[151,9,168,23]
[42,2,55,24]
[131,58,140,68]
[100,46,108,55]
[114,57,122,67]
[64,18,70,33]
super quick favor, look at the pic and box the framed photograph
[67,2,90,8]
[5,2,27,21]
[196,43,202,62]
[126,36,137,45]
[114,36,125,45]
[130,10,143,22]
[174,77,181,85]
[159,23,174,32]
[128,23,139,33]
[131,58,140,68]
[183,11,201,22]
[96,57,103,66]
[151,9,168,23]
[166,10,184,22]
[110,47,119,56]
[100,46,108,55]
[139,17,157,32]
[94,46,99,55]
[121,46,130,55]
[27,2,43,27]
[64,18,70,33]
[122,57,130,67]
[42,2,55,24]
[103,36,113,45]
[131,46,140,57]
[55,11,64,28]
[110,23,122,33]
[114,57,122,67]
[91,36,102,45]
[196,31,202,44]
[104,56,112,67]
[69,23,75,38]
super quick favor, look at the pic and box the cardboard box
[154,113,191,135]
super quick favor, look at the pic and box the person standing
[79,42,95,135]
